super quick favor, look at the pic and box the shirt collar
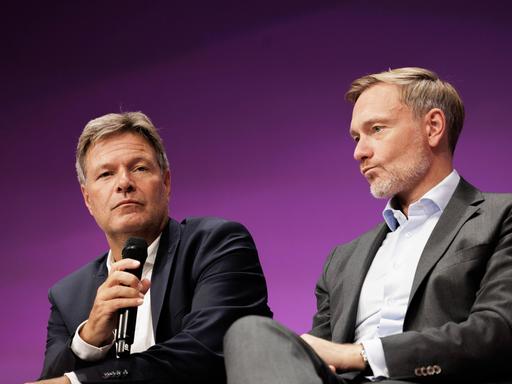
[106,234,162,274]
[382,170,460,231]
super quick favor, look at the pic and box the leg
[224,315,342,384]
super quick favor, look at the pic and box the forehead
[86,132,156,163]
[350,83,406,130]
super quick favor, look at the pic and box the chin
[110,218,151,235]
[369,179,396,199]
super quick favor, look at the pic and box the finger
[109,297,144,311]
[97,285,144,301]
[105,270,142,289]
[111,258,141,273]
[300,333,314,343]
[92,297,145,314]
[140,278,151,294]
[328,365,336,373]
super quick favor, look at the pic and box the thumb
[140,278,151,294]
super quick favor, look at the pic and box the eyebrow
[350,116,394,136]
[93,155,154,171]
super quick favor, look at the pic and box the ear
[424,108,447,149]
[80,184,94,216]
[163,169,171,199]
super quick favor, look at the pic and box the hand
[25,376,70,383]
[300,334,365,372]
[80,258,151,347]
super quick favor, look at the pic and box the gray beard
[369,151,431,199]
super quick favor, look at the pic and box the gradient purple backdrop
[3,1,512,381]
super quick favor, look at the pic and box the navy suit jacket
[40,217,272,383]
[310,179,512,382]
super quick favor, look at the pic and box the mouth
[360,166,375,175]
[112,200,143,210]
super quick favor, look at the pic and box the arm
[307,202,512,380]
[63,220,271,383]
[309,248,335,340]
[306,247,367,373]
[40,259,147,380]
[381,206,512,380]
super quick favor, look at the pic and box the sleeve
[64,372,81,384]
[54,220,272,384]
[70,320,114,361]
[361,339,389,378]
[39,290,103,380]
[309,248,336,339]
[381,206,512,381]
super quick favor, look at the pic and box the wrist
[333,343,367,371]
[79,322,113,347]
[359,344,368,370]
[358,343,374,376]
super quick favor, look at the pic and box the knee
[224,315,275,348]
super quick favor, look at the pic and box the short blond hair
[76,112,169,184]
[346,67,465,153]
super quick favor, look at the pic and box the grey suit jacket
[310,179,512,382]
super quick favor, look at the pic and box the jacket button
[427,365,435,375]
[433,365,442,374]
[414,367,428,376]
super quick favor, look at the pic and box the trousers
[224,316,420,384]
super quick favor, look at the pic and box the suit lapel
[94,255,108,299]
[332,223,389,342]
[408,179,484,306]
[150,219,181,332]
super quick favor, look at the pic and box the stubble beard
[368,146,431,199]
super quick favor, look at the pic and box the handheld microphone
[115,237,148,358]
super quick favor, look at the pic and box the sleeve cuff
[64,372,81,384]
[361,338,389,379]
[70,320,114,361]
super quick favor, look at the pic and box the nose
[353,137,372,162]
[116,169,135,194]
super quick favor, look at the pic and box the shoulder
[171,217,258,277]
[178,216,252,240]
[481,192,512,207]
[332,222,386,254]
[49,254,106,304]
[478,193,512,233]
[457,178,512,211]
[323,223,387,270]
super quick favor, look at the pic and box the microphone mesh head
[122,237,148,265]
[124,237,148,249]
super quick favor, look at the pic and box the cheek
[89,189,110,211]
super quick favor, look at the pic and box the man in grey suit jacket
[224,68,512,383]
[32,112,271,384]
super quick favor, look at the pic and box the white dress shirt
[64,235,161,384]
[355,170,460,379]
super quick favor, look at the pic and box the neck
[107,218,168,261]
[397,160,453,216]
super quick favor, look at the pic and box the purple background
[3,1,512,381]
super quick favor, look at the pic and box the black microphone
[115,237,148,358]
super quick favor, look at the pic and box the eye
[372,126,383,133]
[134,165,148,172]
[97,171,113,180]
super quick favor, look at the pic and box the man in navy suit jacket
[35,112,271,383]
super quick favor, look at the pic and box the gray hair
[76,111,169,184]
[346,67,465,153]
